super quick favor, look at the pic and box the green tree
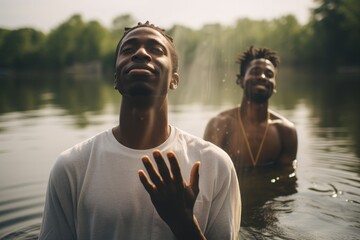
[338,0,360,64]
[309,0,360,67]
[0,28,10,46]
[269,15,303,65]
[76,20,107,62]
[111,14,137,38]
[44,14,85,69]
[0,28,45,69]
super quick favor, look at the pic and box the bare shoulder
[269,109,296,129]
[203,107,238,141]
[269,110,298,163]
[269,109,297,141]
[208,107,238,125]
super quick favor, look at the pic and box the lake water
[0,68,359,239]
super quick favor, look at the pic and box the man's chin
[246,92,271,104]
[121,86,168,100]
[128,87,153,96]
[252,97,269,104]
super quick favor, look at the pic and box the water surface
[0,69,359,239]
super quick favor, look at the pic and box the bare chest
[222,124,282,167]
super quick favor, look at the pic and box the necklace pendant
[238,110,270,167]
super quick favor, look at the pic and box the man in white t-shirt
[39,21,241,240]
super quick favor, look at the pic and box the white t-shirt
[39,125,241,240]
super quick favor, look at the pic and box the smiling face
[240,58,276,103]
[114,27,179,98]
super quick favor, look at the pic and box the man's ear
[272,74,277,93]
[236,74,244,88]
[170,73,180,90]
[273,71,277,93]
[114,73,118,90]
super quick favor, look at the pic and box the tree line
[0,0,359,74]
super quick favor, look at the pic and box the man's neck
[240,97,269,124]
[114,96,170,149]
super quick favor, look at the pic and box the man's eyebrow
[250,66,262,70]
[120,38,138,47]
[147,39,167,48]
[120,38,167,50]
[265,64,275,70]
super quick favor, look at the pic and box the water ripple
[0,182,45,239]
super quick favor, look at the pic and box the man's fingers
[189,162,200,196]
[167,151,184,189]
[141,155,163,188]
[153,150,172,184]
[138,170,155,194]
[141,151,200,199]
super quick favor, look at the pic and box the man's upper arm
[203,117,226,147]
[203,153,241,240]
[39,158,77,240]
[278,123,298,165]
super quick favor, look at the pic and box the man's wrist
[171,215,206,240]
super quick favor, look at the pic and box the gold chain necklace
[238,109,270,166]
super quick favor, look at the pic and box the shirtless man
[204,46,297,169]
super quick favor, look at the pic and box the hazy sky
[1,0,316,32]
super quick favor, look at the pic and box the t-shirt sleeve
[39,155,77,240]
[203,151,241,240]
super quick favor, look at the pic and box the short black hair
[114,21,179,73]
[237,46,280,77]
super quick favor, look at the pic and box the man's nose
[256,73,267,81]
[132,47,151,62]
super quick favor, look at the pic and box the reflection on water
[0,182,44,240]
[0,69,359,239]
[238,165,297,229]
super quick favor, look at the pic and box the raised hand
[138,150,205,240]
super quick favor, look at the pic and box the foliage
[0,28,45,69]
[308,0,360,66]
[44,15,108,69]
[44,15,85,68]
[0,1,359,73]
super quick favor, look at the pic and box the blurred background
[0,0,359,239]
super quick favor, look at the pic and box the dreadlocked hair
[114,21,178,72]
[237,46,280,77]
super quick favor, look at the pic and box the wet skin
[240,58,276,104]
[204,58,297,168]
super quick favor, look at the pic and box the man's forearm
[171,215,206,240]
